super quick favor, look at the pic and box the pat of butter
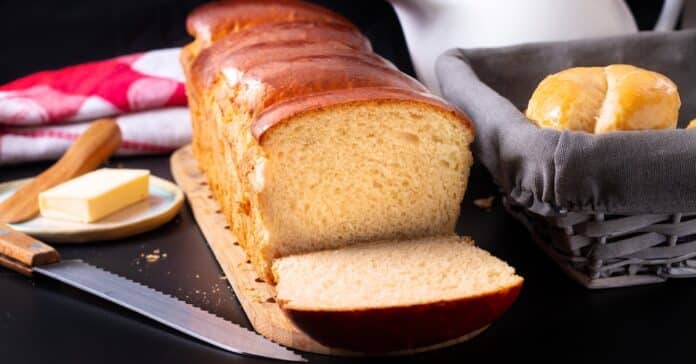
[39,168,150,223]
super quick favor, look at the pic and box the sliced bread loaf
[273,235,523,353]
[182,0,522,354]
[182,1,475,281]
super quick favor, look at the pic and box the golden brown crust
[192,22,376,87]
[196,20,370,59]
[183,0,472,141]
[253,87,472,140]
[187,0,355,44]
[213,55,428,117]
[280,282,522,353]
[200,41,380,87]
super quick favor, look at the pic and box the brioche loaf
[182,0,521,353]
[182,0,475,281]
[526,64,681,133]
[273,235,522,352]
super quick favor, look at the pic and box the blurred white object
[388,0,683,94]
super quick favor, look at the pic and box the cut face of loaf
[273,235,523,352]
[254,93,473,275]
[210,86,474,281]
[182,1,475,282]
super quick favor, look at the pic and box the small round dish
[0,175,184,243]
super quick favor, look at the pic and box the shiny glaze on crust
[187,0,354,44]
[196,20,371,58]
[185,0,472,141]
[194,41,393,91]
[252,87,472,140]
[280,283,522,353]
[191,21,373,89]
[214,55,429,117]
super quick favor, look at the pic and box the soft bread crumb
[145,254,160,263]
[143,248,166,264]
[273,235,523,311]
[261,103,472,260]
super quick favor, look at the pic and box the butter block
[39,168,150,223]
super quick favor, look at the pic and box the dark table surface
[1,1,691,363]
[4,158,696,364]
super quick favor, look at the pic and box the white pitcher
[388,0,684,94]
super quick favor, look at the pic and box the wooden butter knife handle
[0,223,60,276]
[0,119,122,223]
[56,118,123,176]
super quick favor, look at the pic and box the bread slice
[273,235,523,353]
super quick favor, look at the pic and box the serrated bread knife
[0,223,306,362]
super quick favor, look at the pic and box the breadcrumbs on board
[473,196,495,210]
[145,254,160,263]
[142,249,167,264]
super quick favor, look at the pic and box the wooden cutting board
[170,145,345,355]
[170,145,486,355]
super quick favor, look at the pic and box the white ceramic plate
[0,175,184,243]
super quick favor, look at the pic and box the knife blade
[0,224,305,362]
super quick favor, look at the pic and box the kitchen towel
[0,48,190,165]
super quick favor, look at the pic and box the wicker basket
[437,30,696,288]
[505,199,696,288]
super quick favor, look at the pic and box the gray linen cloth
[436,30,696,216]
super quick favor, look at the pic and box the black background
[1,1,692,364]
[0,0,673,83]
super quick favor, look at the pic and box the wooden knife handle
[50,118,123,177]
[0,223,60,276]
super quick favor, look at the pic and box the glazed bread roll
[687,118,696,129]
[526,64,681,133]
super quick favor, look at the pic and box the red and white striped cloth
[0,48,191,165]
